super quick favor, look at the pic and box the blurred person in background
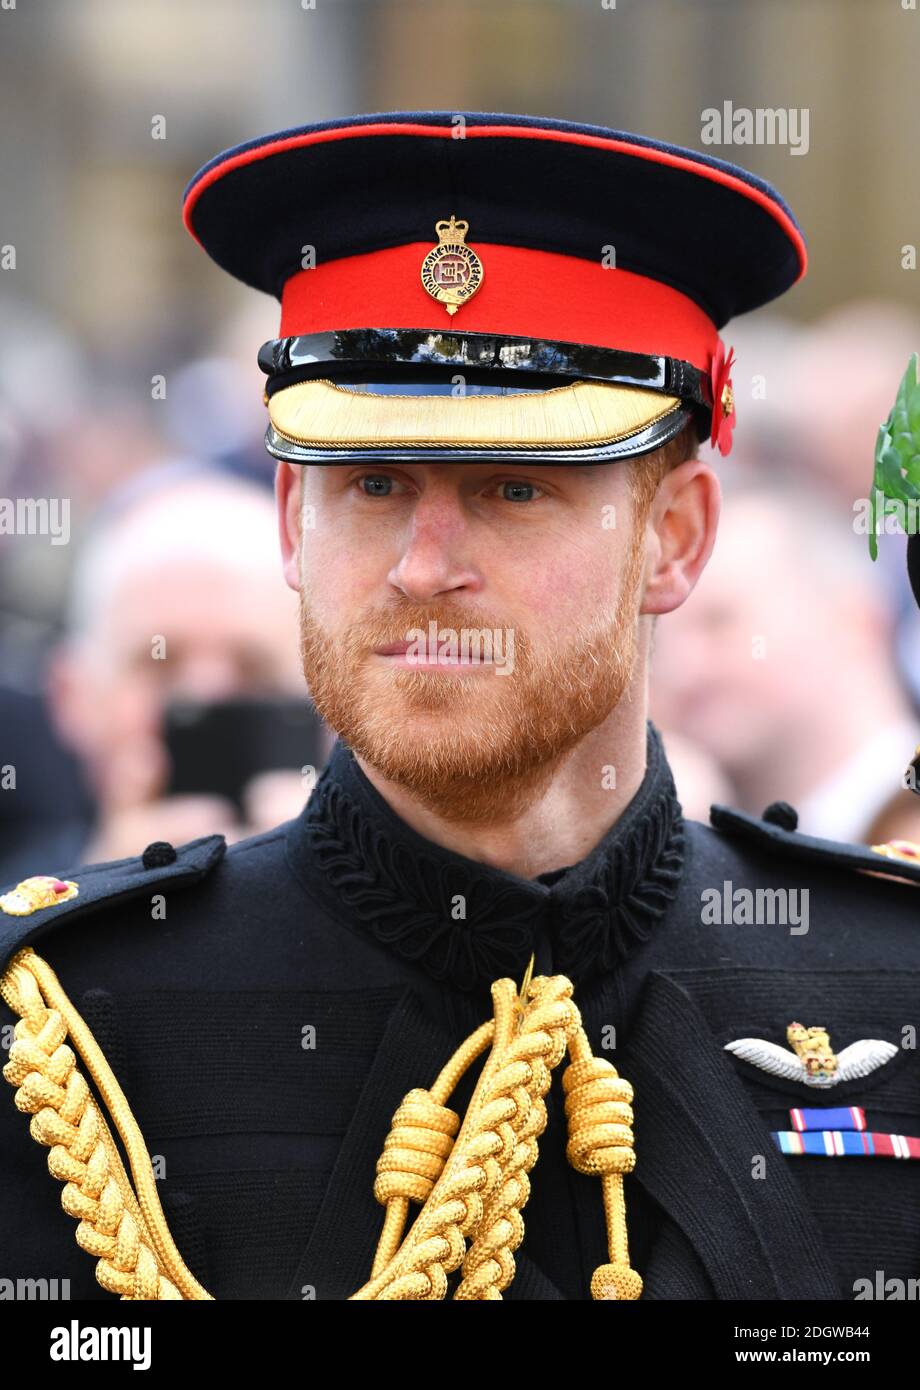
[650,482,919,844]
[37,462,330,867]
[654,725,735,825]
[784,301,920,518]
[0,318,314,879]
[781,302,920,706]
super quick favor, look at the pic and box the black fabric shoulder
[709,804,920,888]
[0,834,227,970]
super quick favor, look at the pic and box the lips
[373,641,493,666]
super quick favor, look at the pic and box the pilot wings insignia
[724,1021,898,1088]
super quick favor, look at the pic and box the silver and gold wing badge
[725,1022,897,1088]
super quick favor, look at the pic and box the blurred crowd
[650,300,920,845]
[0,299,332,882]
[1,295,919,880]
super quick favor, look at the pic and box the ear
[275,462,303,592]
[640,459,721,616]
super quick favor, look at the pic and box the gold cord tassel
[353,969,642,1300]
[1,948,641,1301]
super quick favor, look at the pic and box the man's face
[289,460,649,820]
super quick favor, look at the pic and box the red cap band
[280,242,720,372]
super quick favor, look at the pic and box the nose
[387,485,483,603]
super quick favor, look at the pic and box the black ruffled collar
[286,722,685,993]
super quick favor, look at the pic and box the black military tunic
[2,722,919,1300]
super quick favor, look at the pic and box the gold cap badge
[0,876,79,916]
[420,215,484,316]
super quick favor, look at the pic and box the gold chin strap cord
[352,964,642,1301]
[1,948,641,1302]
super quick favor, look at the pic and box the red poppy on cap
[710,342,737,457]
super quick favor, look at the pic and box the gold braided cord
[0,948,212,1300]
[1,947,641,1301]
[353,973,642,1301]
[563,1046,643,1301]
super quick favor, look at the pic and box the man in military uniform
[2,111,919,1302]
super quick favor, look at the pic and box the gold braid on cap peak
[1,948,641,1301]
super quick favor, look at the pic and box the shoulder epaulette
[0,835,227,971]
[709,800,920,888]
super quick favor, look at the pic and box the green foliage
[868,353,920,560]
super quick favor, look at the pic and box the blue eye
[354,474,543,502]
[499,481,542,502]
[358,475,395,496]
